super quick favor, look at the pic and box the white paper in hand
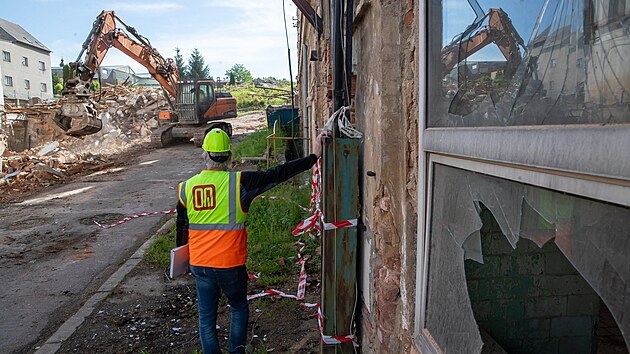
[169,244,189,278]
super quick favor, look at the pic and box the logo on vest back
[192,184,217,211]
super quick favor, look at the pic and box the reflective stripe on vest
[183,171,247,268]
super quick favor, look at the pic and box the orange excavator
[441,8,525,78]
[54,10,237,147]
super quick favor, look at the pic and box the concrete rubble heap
[0,84,171,198]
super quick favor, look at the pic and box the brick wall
[465,208,600,353]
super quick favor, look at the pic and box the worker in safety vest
[176,128,325,354]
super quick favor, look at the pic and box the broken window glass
[424,163,630,352]
[428,0,630,127]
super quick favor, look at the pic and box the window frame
[40,82,47,92]
[414,0,630,351]
[2,51,10,62]
[38,61,46,71]
[4,75,13,86]
[24,79,30,90]
[22,56,28,67]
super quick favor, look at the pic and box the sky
[0,0,299,80]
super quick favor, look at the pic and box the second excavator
[53,10,237,147]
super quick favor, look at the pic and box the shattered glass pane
[429,0,630,126]
[424,164,630,352]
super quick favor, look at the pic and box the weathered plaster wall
[297,0,419,352]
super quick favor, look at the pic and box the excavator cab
[176,80,236,125]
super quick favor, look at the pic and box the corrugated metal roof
[0,17,51,53]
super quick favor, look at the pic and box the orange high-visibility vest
[178,170,248,268]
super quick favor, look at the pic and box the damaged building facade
[296,0,629,353]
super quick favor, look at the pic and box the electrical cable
[282,0,297,138]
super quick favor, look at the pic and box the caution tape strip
[324,218,358,231]
[300,302,356,345]
[93,195,310,230]
[93,209,176,229]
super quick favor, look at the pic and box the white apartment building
[0,17,53,105]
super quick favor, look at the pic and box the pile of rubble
[0,84,171,201]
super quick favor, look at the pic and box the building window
[40,83,47,92]
[428,0,630,127]
[24,79,30,90]
[2,51,10,62]
[417,2,630,353]
[4,76,13,86]
[39,61,46,71]
[22,56,28,67]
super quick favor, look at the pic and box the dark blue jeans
[190,264,249,354]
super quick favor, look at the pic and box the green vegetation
[144,223,176,267]
[237,128,313,286]
[187,48,211,79]
[174,47,187,80]
[90,80,101,92]
[246,181,312,287]
[225,64,253,83]
[52,72,64,95]
[233,129,273,161]
[226,80,292,111]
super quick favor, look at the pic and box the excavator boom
[441,8,525,77]
[54,11,179,136]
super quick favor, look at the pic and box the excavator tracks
[150,125,174,148]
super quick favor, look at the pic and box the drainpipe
[321,1,359,353]
[344,0,353,108]
[302,44,310,155]
[331,0,343,135]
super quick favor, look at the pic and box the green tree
[62,64,70,84]
[54,83,64,95]
[187,48,210,79]
[174,47,188,80]
[52,72,63,95]
[91,80,100,91]
[225,64,253,83]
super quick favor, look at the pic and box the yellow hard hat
[202,128,231,152]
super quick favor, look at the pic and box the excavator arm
[441,8,525,78]
[54,11,179,136]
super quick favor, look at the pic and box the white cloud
[109,2,183,12]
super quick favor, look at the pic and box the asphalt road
[0,143,205,353]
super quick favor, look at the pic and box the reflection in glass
[430,0,630,126]
[424,164,630,352]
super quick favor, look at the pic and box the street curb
[34,218,175,354]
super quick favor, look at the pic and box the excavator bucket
[53,100,103,137]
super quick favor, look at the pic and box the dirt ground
[57,260,322,353]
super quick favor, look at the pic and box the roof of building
[0,17,51,53]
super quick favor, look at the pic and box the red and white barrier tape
[292,159,358,236]
[93,209,176,229]
[324,218,358,231]
[300,302,356,345]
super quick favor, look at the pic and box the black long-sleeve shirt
[176,154,318,246]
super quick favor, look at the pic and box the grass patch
[246,180,314,287]
[144,222,176,267]
[232,129,274,161]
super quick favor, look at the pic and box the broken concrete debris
[0,84,170,200]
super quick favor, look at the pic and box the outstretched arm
[239,131,327,212]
